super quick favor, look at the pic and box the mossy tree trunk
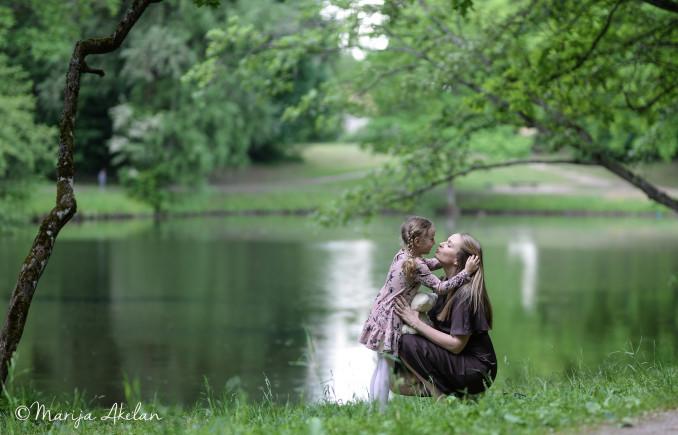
[0,0,162,385]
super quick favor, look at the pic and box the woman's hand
[464,255,480,275]
[395,297,420,329]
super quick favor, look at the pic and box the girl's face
[435,233,462,266]
[414,226,436,255]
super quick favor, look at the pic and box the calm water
[0,216,676,405]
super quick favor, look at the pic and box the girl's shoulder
[391,249,427,264]
[392,248,406,261]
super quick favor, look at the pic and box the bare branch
[81,61,105,77]
[595,153,678,210]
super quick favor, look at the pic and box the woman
[394,232,497,398]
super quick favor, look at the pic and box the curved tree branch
[0,0,161,385]
[388,158,597,204]
[642,0,678,14]
[594,153,678,210]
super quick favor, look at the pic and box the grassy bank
[23,144,677,221]
[1,357,676,434]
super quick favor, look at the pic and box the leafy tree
[0,6,54,229]
[0,0,207,385]
[2,0,124,176]
[109,0,341,212]
[200,0,677,222]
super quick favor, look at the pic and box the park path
[583,408,678,434]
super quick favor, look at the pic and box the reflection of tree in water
[108,237,314,404]
[3,220,677,402]
[507,236,538,312]
[535,242,678,369]
[33,239,124,405]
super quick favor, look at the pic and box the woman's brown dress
[397,290,497,397]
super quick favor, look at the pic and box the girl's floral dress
[359,249,470,356]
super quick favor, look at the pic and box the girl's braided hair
[400,216,433,284]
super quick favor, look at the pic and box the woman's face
[435,233,462,266]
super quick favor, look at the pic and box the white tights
[369,354,393,411]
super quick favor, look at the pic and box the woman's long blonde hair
[401,216,433,284]
[437,233,493,328]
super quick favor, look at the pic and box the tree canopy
[193,0,678,222]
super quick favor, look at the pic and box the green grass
[21,144,677,220]
[210,143,391,183]
[453,165,574,190]
[27,181,669,221]
[1,352,676,434]
[26,184,153,218]
[454,192,669,214]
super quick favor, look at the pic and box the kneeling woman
[394,233,497,398]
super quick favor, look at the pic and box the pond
[0,215,677,405]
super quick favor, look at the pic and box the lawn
[23,144,677,221]
[1,351,676,434]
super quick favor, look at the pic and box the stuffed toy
[401,292,438,335]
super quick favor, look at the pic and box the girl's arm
[417,265,468,295]
[395,298,469,354]
[415,256,479,295]
[423,257,442,271]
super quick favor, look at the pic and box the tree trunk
[0,0,161,385]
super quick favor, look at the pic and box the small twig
[81,62,105,77]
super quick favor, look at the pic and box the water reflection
[306,240,376,402]
[507,236,539,311]
[0,217,676,405]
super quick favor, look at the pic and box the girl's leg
[370,354,392,411]
[369,357,379,399]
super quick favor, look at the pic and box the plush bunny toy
[401,292,438,335]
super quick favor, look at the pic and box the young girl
[359,216,479,409]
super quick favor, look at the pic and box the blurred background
[0,0,676,406]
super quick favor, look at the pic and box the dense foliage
[1,0,341,213]
[196,0,677,222]
[1,0,676,218]
[0,6,54,227]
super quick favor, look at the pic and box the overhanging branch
[642,0,678,13]
[388,158,597,204]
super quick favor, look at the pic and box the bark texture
[0,0,161,384]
